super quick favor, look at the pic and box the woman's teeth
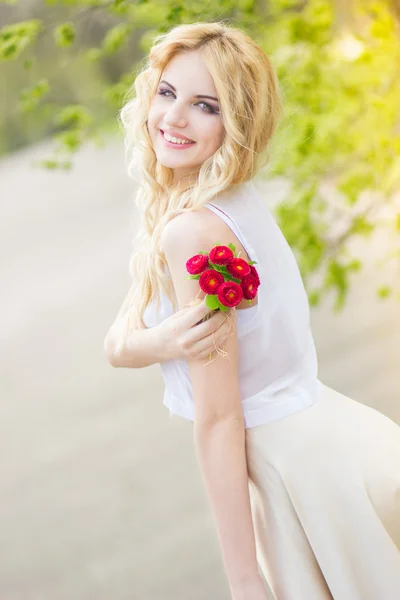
[163,131,194,144]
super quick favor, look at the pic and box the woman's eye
[198,101,217,114]
[157,89,218,114]
[158,89,173,98]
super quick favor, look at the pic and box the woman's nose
[163,103,188,128]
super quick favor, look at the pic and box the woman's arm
[192,365,264,596]
[104,314,168,368]
[162,211,265,597]
[104,280,166,368]
[104,294,231,368]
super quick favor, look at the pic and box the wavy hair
[115,21,282,354]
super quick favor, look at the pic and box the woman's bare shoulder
[160,206,223,251]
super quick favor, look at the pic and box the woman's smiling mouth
[160,130,196,148]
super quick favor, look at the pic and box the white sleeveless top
[143,179,323,428]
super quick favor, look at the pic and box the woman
[104,22,400,600]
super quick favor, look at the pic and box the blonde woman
[104,22,400,600]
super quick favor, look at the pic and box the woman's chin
[156,156,194,171]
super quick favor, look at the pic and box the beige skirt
[245,383,400,600]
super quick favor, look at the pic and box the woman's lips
[160,130,196,149]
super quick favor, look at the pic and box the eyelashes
[157,88,219,115]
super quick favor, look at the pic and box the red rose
[199,269,225,294]
[226,258,251,279]
[241,274,259,300]
[209,245,234,265]
[250,265,260,286]
[186,254,209,275]
[217,281,243,307]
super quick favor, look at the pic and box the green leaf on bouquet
[248,260,257,265]
[216,299,229,312]
[228,242,237,255]
[185,274,201,280]
[208,262,227,274]
[205,294,220,310]
[198,250,208,255]
[223,273,242,284]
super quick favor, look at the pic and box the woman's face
[147,50,224,184]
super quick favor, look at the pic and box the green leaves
[205,294,229,312]
[102,71,135,108]
[348,216,374,237]
[265,0,400,307]
[38,159,72,170]
[205,294,220,310]
[0,19,42,61]
[18,79,50,113]
[166,3,185,25]
[208,263,227,274]
[51,105,94,154]
[54,22,76,47]
[54,129,84,152]
[377,286,392,299]
[337,168,376,205]
[54,105,93,129]
[320,257,363,311]
[102,23,132,54]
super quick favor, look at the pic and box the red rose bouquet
[185,243,260,364]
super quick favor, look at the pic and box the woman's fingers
[175,301,234,359]
[183,298,214,327]
[191,308,230,340]
[189,311,233,357]
[197,327,234,359]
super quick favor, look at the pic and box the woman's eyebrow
[159,80,219,103]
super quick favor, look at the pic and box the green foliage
[54,22,76,47]
[0,19,42,60]
[54,104,93,128]
[377,286,392,299]
[264,0,400,306]
[54,128,84,152]
[205,294,220,310]
[2,0,400,309]
[19,78,50,113]
[323,257,363,310]
[102,72,136,107]
[102,23,132,54]
[37,158,72,169]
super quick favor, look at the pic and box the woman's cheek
[147,103,159,129]
[148,118,160,144]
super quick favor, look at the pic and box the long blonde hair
[116,21,282,353]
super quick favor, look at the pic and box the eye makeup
[157,88,219,114]
[157,80,220,114]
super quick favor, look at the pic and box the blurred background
[1,1,399,599]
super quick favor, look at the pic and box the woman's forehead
[161,51,217,94]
